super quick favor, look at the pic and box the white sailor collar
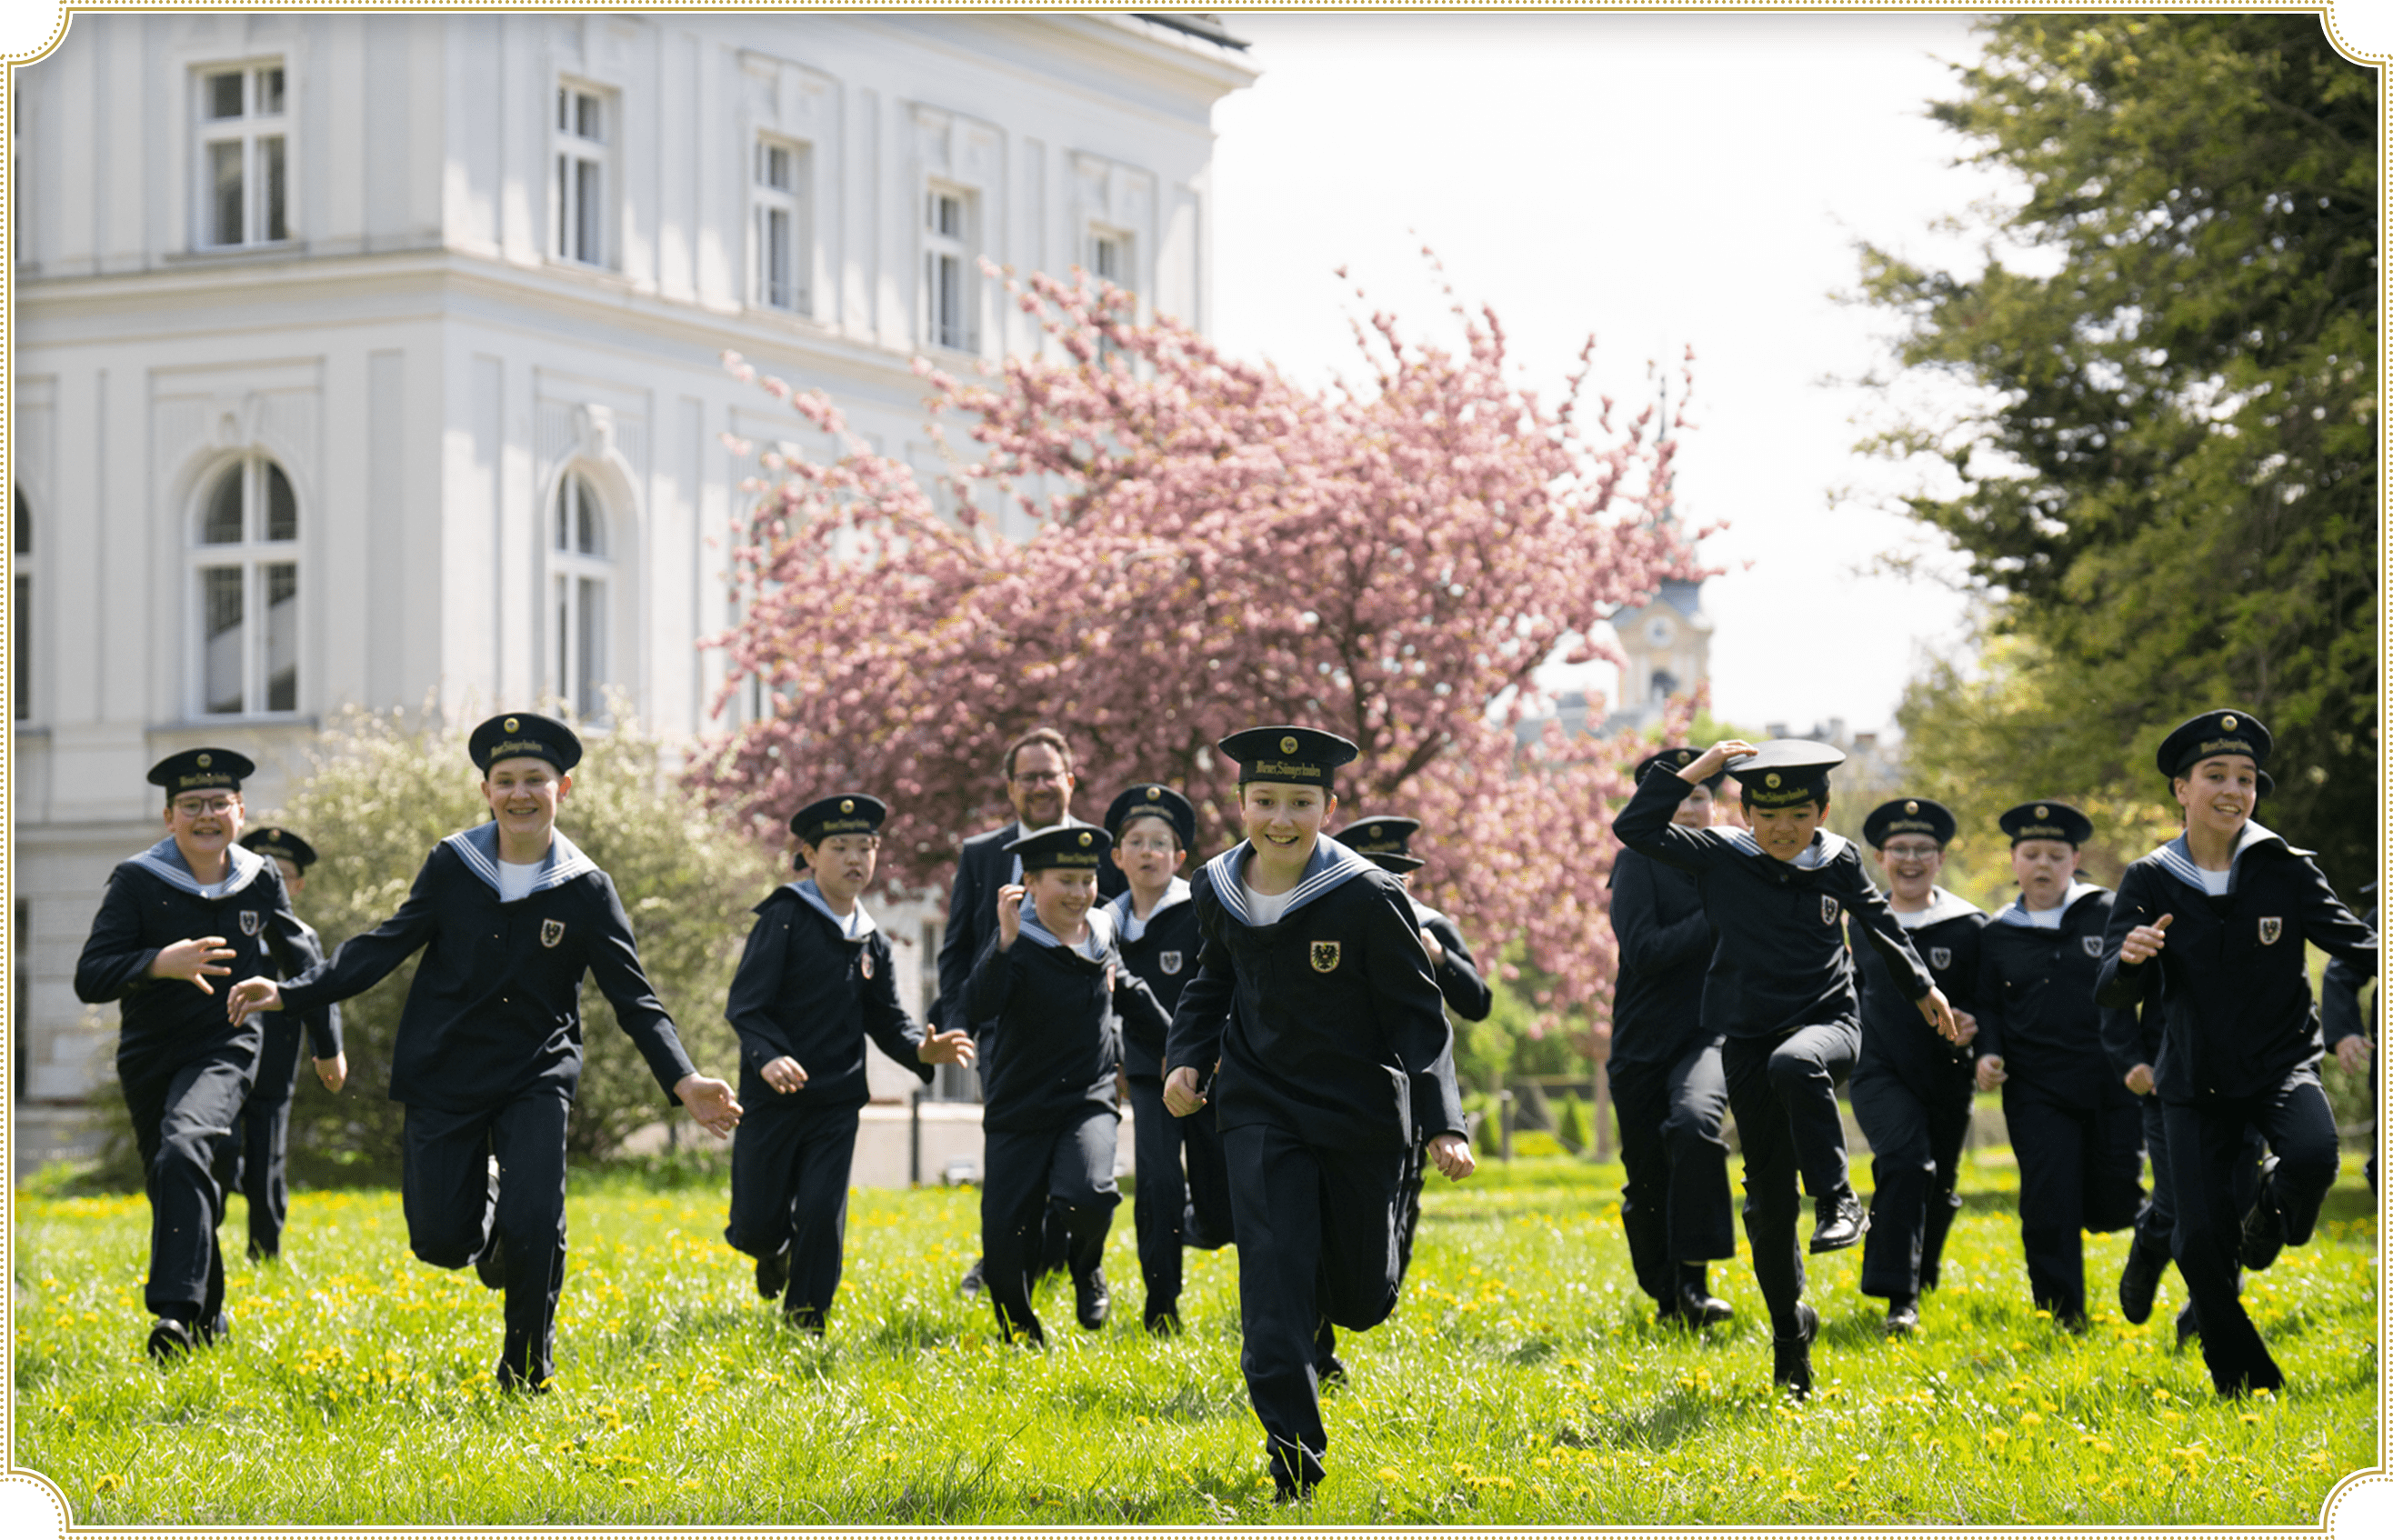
[1994,878,2108,927]
[1109,876,1192,942]
[786,878,876,938]
[445,822,600,901]
[1894,885,1982,929]
[2147,820,2297,895]
[1205,835,1378,926]
[1720,826,1850,871]
[128,836,270,899]
[1018,902,1116,957]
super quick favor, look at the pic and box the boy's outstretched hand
[1918,985,1960,1043]
[917,1028,977,1068]
[225,975,283,1025]
[674,1074,743,1137]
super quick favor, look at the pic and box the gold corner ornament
[504,716,520,733]
[1280,735,1299,755]
[840,799,855,814]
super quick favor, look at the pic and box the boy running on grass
[1613,738,1955,1396]
[967,824,1166,1344]
[1163,726,1474,1503]
[724,794,976,1334]
[227,712,740,1392]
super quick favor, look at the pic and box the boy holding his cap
[724,794,977,1333]
[228,712,741,1392]
[1613,738,1955,1396]
[76,749,343,1361]
[1162,726,1474,1501]
[967,822,1166,1344]
[2098,709,2375,1395]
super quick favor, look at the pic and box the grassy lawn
[11,1150,2378,1525]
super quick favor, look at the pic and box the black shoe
[1144,1306,1182,1336]
[1674,1280,1732,1327]
[145,1317,195,1364]
[1918,1264,1940,1293]
[1075,1268,1111,1330]
[2054,1305,2089,1335]
[756,1245,791,1301]
[195,1311,232,1347]
[2119,1243,2165,1325]
[784,1305,826,1337]
[1272,1481,1318,1507]
[495,1359,550,1395]
[1809,1189,1868,1255]
[2175,1299,2201,1351]
[1884,1299,1920,1338]
[1772,1304,1818,1398]
[475,1232,507,1291]
[958,1257,986,1298]
[1317,1354,1349,1391]
[2239,1157,2286,1270]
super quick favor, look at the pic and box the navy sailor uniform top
[1163,836,1467,1153]
[275,825,697,1113]
[2095,821,2376,1104]
[1974,882,2117,1100]
[725,880,932,1110]
[1606,846,1716,1070]
[965,901,1163,1132]
[1108,877,1202,1079]
[1856,886,1983,1087]
[932,815,1125,1034]
[1612,769,1933,1040]
[75,838,329,1069]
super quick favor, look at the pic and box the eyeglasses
[1882,843,1941,860]
[173,796,237,817]
[1117,835,1179,855]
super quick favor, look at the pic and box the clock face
[1648,619,1671,645]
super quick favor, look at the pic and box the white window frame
[550,472,611,720]
[13,485,32,723]
[751,135,811,315]
[1087,224,1135,367]
[552,83,613,269]
[189,455,303,718]
[922,184,978,354]
[193,60,291,250]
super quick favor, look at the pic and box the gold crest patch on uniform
[860,951,875,978]
[540,918,566,948]
[1160,950,1184,975]
[1928,946,1952,970]
[1819,896,1840,926]
[2082,935,2104,957]
[1310,941,1341,974]
[2258,917,2283,945]
[238,911,261,936]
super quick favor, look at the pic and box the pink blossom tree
[691,264,1707,1030]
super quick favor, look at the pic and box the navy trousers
[402,1088,573,1386]
[725,1100,861,1325]
[1721,1022,1859,1335]
[1125,1075,1233,1320]
[981,1105,1120,1344]
[2002,1080,2144,1320]
[1609,1041,1736,1305]
[122,1045,255,1322]
[1851,1061,1974,1301]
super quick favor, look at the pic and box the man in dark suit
[932,728,1124,1295]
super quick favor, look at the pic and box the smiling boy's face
[1240,781,1333,859]
[482,757,568,843]
[1026,866,1098,927]
[165,790,245,864]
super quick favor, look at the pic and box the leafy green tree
[1857,14,2377,892]
[262,703,775,1184]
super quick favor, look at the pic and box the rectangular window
[753,138,809,314]
[202,566,245,715]
[195,64,290,249]
[923,186,976,353]
[554,85,609,266]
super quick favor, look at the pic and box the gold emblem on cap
[1766,772,1781,789]
[839,798,855,814]
[2221,715,2238,730]
[196,753,213,768]
[1676,750,1691,763]
[1146,785,1160,801]
[1280,735,1298,755]
[2036,805,2048,818]
[504,716,520,733]
[1905,800,1918,814]
[1077,831,1093,847]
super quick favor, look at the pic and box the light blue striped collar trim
[786,878,876,939]
[128,836,268,898]
[1894,885,1982,929]
[1995,879,2106,927]
[1205,835,1377,926]
[1720,827,1847,870]
[1108,876,1191,940]
[2145,820,2288,895]
[1019,902,1114,957]
[444,823,598,900]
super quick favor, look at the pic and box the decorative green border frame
[0,3,2383,1540]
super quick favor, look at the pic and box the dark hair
[1004,728,1075,779]
[1115,805,1184,846]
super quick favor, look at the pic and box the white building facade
[7,10,1256,1134]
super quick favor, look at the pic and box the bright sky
[1210,10,2023,740]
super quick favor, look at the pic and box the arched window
[13,485,31,721]
[551,472,609,719]
[191,455,300,715]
